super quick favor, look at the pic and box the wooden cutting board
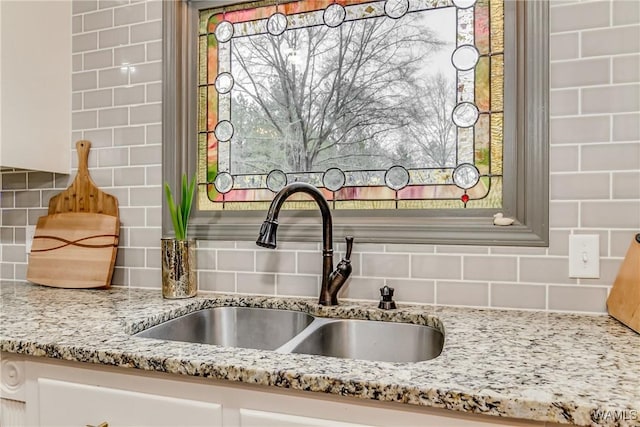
[607,233,640,333]
[26,140,120,288]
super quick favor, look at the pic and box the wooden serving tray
[26,141,119,288]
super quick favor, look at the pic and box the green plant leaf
[165,173,196,240]
[165,182,181,239]
[176,203,185,240]
[182,174,196,239]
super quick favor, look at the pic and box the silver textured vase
[161,238,197,299]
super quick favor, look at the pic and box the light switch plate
[569,234,600,279]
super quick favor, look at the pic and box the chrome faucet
[256,182,353,306]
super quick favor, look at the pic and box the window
[163,0,548,246]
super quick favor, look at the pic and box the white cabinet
[38,378,222,427]
[0,0,70,174]
[1,353,548,427]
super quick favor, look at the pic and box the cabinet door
[37,378,222,427]
[239,408,370,427]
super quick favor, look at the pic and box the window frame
[162,0,549,246]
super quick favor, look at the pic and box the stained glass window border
[197,0,505,212]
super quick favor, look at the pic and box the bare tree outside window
[229,9,456,176]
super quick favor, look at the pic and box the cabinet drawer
[38,378,222,427]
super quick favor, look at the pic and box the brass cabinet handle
[86,423,109,427]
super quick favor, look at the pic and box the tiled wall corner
[1,0,638,314]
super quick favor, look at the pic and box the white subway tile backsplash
[14,192,39,209]
[119,207,146,227]
[612,172,640,199]
[114,3,145,26]
[84,9,113,31]
[73,1,98,14]
[339,277,385,301]
[114,126,145,145]
[97,146,129,167]
[411,254,461,280]
[612,113,640,142]
[131,21,162,43]
[277,274,319,297]
[256,251,296,273]
[114,167,144,187]
[199,271,235,292]
[549,89,579,116]
[27,172,55,190]
[490,283,546,310]
[385,279,434,304]
[582,84,640,114]
[549,1,610,33]
[145,207,161,227]
[581,201,640,228]
[1,246,25,263]
[612,54,640,84]
[582,25,640,57]
[520,257,577,285]
[73,71,98,91]
[84,129,114,148]
[463,256,517,282]
[84,89,113,109]
[550,58,610,88]
[436,281,489,307]
[114,45,146,66]
[581,142,640,171]
[130,145,161,165]
[147,1,162,20]
[613,0,640,26]
[72,111,98,130]
[129,227,161,248]
[99,107,129,127]
[146,40,162,61]
[146,82,162,102]
[99,67,130,88]
[610,231,638,257]
[129,186,161,207]
[548,285,608,313]
[237,272,276,295]
[1,0,636,315]
[71,95,82,112]
[550,173,610,200]
[72,32,98,53]
[550,116,610,144]
[297,251,322,274]
[361,253,409,278]
[550,32,579,61]
[99,27,129,49]
[218,250,255,272]
[131,103,161,124]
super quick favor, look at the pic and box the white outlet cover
[569,234,600,279]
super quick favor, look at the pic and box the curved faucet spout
[256,182,352,306]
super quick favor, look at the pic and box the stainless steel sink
[280,319,444,363]
[136,307,444,363]
[135,307,314,350]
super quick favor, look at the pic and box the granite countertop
[1,281,639,426]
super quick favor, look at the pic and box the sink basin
[285,319,444,363]
[136,307,443,363]
[135,307,314,350]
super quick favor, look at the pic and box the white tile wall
[1,0,639,314]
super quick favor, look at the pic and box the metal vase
[161,238,197,299]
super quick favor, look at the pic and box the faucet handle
[344,236,354,261]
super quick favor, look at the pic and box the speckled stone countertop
[1,281,639,426]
